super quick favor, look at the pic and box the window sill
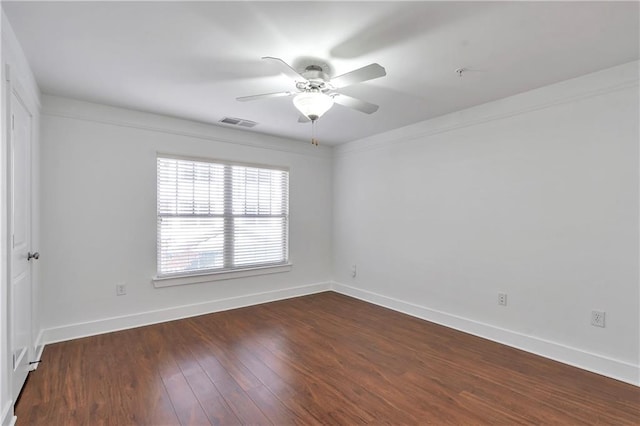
[152,263,293,288]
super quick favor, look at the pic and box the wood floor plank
[183,319,263,392]
[255,300,511,422]
[160,321,264,425]
[181,366,241,426]
[245,384,307,425]
[212,312,394,423]
[189,314,377,424]
[122,327,182,425]
[145,324,211,426]
[15,292,640,425]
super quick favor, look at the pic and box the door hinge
[12,114,15,130]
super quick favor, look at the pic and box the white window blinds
[157,156,289,277]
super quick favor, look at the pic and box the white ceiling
[3,1,639,146]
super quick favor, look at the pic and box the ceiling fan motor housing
[297,64,332,92]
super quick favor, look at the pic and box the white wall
[1,10,41,426]
[332,61,640,385]
[39,96,333,342]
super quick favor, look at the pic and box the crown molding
[335,61,639,158]
[41,95,333,159]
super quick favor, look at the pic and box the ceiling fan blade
[262,56,308,82]
[333,93,379,114]
[298,115,311,123]
[331,63,386,89]
[236,91,295,102]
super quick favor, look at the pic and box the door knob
[27,252,39,261]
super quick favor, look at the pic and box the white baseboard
[331,282,639,387]
[42,282,332,344]
[37,280,639,386]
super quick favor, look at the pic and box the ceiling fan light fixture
[293,92,333,121]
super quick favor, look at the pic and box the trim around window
[152,263,293,288]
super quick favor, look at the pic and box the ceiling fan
[237,57,387,126]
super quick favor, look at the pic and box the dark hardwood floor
[16,292,640,425]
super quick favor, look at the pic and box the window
[157,156,289,278]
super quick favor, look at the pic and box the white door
[9,89,34,400]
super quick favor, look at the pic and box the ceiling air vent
[219,117,257,128]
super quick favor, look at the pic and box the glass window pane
[158,216,224,275]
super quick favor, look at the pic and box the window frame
[153,153,292,287]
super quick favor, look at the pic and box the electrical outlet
[351,264,357,278]
[591,310,605,328]
[116,283,127,296]
[498,292,507,306]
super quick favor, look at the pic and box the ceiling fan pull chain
[311,119,319,146]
